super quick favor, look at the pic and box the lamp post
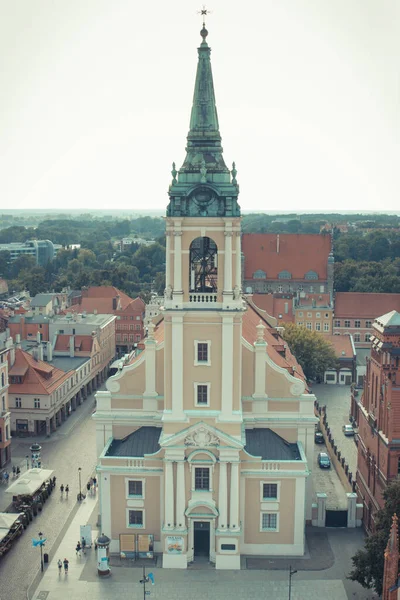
[38,531,44,572]
[288,565,297,600]
[26,455,29,470]
[78,467,82,501]
[140,566,149,600]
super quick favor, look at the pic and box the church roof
[106,427,162,457]
[245,428,301,460]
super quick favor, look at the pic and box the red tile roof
[251,294,294,323]
[54,334,93,353]
[82,286,134,310]
[325,334,355,359]
[334,292,400,319]
[242,302,308,388]
[242,234,331,280]
[9,349,71,395]
[297,293,331,308]
[66,287,144,316]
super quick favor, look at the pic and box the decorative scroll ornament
[184,426,220,447]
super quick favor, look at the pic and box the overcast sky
[0,0,399,213]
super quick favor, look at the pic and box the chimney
[16,334,21,349]
[277,234,280,254]
[47,341,53,362]
[69,335,75,358]
[7,336,15,366]
[36,331,41,344]
[284,302,288,315]
[112,297,117,310]
[38,343,44,361]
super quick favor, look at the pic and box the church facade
[94,25,317,569]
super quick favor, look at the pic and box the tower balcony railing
[189,292,218,304]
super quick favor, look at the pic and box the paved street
[313,384,358,476]
[312,437,348,509]
[29,494,379,600]
[0,388,100,600]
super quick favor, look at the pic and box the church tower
[163,22,243,424]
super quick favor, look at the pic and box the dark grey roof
[48,356,89,372]
[30,294,55,307]
[106,427,162,458]
[245,428,301,461]
[9,315,50,324]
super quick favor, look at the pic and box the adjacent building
[242,233,334,299]
[0,333,12,467]
[333,292,400,348]
[66,286,145,357]
[352,311,400,532]
[94,26,317,569]
[323,334,356,385]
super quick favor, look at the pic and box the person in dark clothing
[65,484,69,497]
[75,541,81,556]
[60,484,64,496]
[63,558,69,574]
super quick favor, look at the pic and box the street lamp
[140,566,154,599]
[38,531,44,572]
[78,467,82,501]
[288,565,297,600]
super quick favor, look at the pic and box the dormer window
[278,270,291,280]
[305,270,318,280]
[253,269,266,279]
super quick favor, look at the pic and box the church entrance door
[194,521,210,558]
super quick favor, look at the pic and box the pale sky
[0,0,399,213]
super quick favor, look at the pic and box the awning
[0,512,23,542]
[5,468,54,495]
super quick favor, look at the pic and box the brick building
[66,286,145,357]
[0,336,12,467]
[352,311,400,532]
[333,292,400,348]
[242,233,333,299]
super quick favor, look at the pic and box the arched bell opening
[189,237,218,293]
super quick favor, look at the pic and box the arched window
[305,270,318,280]
[253,269,266,279]
[278,270,291,280]
[189,237,218,293]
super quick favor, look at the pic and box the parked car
[318,452,331,469]
[314,431,324,444]
[342,424,355,436]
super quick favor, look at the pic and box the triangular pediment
[160,421,243,450]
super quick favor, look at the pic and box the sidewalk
[29,495,376,600]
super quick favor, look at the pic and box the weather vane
[197,5,212,27]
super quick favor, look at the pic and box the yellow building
[94,25,317,569]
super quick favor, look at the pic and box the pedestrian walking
[86,481,91,496]
[57,558,62,574]
[65,484,69,498]
[16,466,20,477]
[63,558,69,574]
[75,541,81,556]
[81,536,86,554]
[60,484,64,497]
[52,476,56,487]
[92,476,97,488]
[4,471,9,485]
[12,466,16,478]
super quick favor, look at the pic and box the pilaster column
[165,231,172,289]
[235,232,241,290]
[175,461,186,529]
[220,316,233,420]
[164,460,175,529]
[223,231,233,294]
[171,315,184,417]
[218,461,228,529]
[229,462,239,529]
[173,231,182,293]
[144,323,157,410]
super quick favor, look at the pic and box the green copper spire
[167,26,240,218]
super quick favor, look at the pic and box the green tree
[282,323,337,381]
[10,255,36,279]
[349,478,400,596]
[0,250,11,278]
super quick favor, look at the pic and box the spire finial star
[197,5,211,42]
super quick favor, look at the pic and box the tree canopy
[349,478,400,596]
[282,323,337,381]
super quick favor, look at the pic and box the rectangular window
[323,322,330,332]
[334,320,341,327]
[197,343,208,363]
[221,543,236,551]
[128,510,143,527]
[365,333,371,342]
[34,398,40,409]
[195,467,210,491]
[15,397,22,408]
[355,320,361,328]
[306,322,312,330]
[316,312,321,318]
[344,320,350,328]
[196,384,208,406]
[298,312,303,318]
[354,334,360,343]
[315,322,321,331]
[307,312,312,318]
[261,513,278,531]
[297,322,304,327]
[135,335,141,342]
[262,483,278,500]
[128,480,143,497]
[366,320,372,328]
